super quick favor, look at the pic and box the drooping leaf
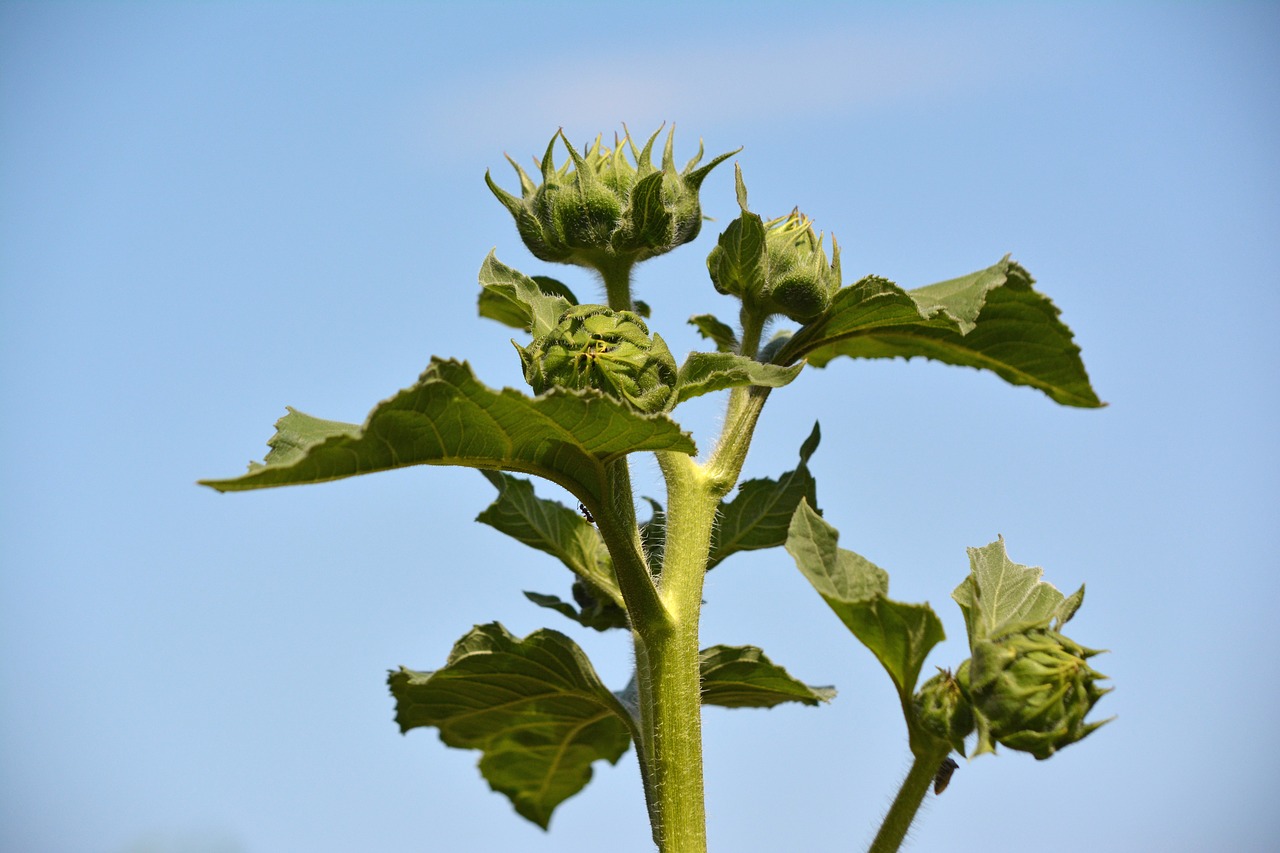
[388,623,635,829]
[951,537,1081,644]
[476,471,620,606]
[699,644,835,708]
[523,584,630,632]
[531,275,580,305]
[200,358,696,509]
[786,500,944,705]
[477,251,572,336]
[776,258,1102,408]
[675,351,803,404]
[688,314,739,353]
[708,423,820,569]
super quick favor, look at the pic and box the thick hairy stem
[867,744,952,853]
[632,451,721,853]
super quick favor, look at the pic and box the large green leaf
[708,423,820,569]
[388,623,635,829]
[699,645,835,709]
[785,500,944,705]
[776,258,1102,408]
[475,471,620,607]
[951,537,1084,645]
[200,358,696,507]
[476,251,573,337]
[675,351,803,404]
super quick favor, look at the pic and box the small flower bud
[486,126,736,276]
[706,167,842,324]
[966,627,1111,760]
[518,304,678,414]
[913,668,975,755]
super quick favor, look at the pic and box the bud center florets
[517,305,678,414]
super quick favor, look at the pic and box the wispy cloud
[408,9,1073,162]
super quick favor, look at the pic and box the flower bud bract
[486,126,736,276]
[518,305,678,414]
[966,627,1111,760]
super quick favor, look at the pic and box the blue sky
[2,3,1277,852]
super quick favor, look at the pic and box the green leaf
[476,471,620,607]
[390,624,634,829]
[708,423,820,569]
[531,275,580,305]
[523,588,630,632]
[786,499,945,704]
[951,537,1080,644]
[200,358,696,509]
[777,258,1102,408]
[699,645,835,709]
[675,351,803,404]
[687,314,738,353]
[477,251,572,336]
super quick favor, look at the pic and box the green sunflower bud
[517,304,678,414]
[913,668,975,755]
[966,627,1111,760]
[706,165,842,324]
[485,126,736,277]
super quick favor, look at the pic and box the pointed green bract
[199,358,696,507]
[699,645,836,709]
[776,258,1103,408]
[675,351,803,404]
[951,537,1083,644]
[785,500,945,705]
[389,623,635,829]
[485,126,736,274]
[708,423,820,569]
[476,251,574,336]
[476,471,621,607]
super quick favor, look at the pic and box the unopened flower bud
[706,167,842,324]
[518,305,678,413]
[967,627,1111,760]
[486,126,735,276]
[913,668,975,755]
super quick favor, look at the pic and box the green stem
[737,305,766,359]
[867,744,951,853]
[633,451,720,853]
[596,459,669,632]
[599,258,637,312]
[705,385,770,496]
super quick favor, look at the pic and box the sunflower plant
[203,126,1111,853]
